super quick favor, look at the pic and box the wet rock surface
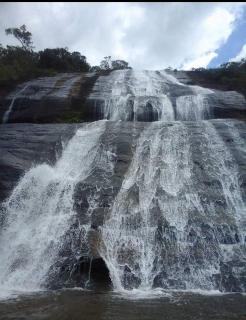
[0,120,246,292]
[0,72,100,124]
[0,123,77,202]
[1,69,246,124]
[86,69,246,122]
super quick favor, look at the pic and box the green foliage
[190,59,246,97]
[56,109,86,123]
[0,25,130,90]
[100,56,112,70]
[0,45,39,87]
[90,66,102,72]
[38,48,90,72]
[0,46,89,89]
[5,25,33,51]
[111,59,131,70]
[93,56,131,72]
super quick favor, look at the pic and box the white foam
[0,121,107,298]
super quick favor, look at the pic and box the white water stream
[0,121,106,297]
[0,69,246,297]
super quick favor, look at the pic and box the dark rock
[0,123,77,202]
[2,69,246,124]
[0,72,101,124]
[1,120,246,292]
[47,256,112,290]
[122,265,141,290]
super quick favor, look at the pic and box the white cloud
[183,52,218,70]
[230,43,246,62]
[0,2,244,70]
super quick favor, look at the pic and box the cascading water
[176,94,211,120]
[99,121,193,291]
[1,73,82,124]
[0,68,246,298]
[0,121,108,297]
[99,120,246,292]
[88,70,174,121]
[88,69,219,121]
[2,84,29,124]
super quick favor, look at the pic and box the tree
[166,66,173,71]
[38,48,90,72]
[98,57,131,71]
[5,25,33,51]
[192,67,206,72]
[100,56,112,70]
[90,66,102,72]
[111,60,131,70]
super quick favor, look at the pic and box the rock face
[85,69,246,121]
[0,123,76,202]
[167,70,246,121]
[0,68,246,295]
[0,120,246,292]
[0,73,99,124]
[1,69,246,124]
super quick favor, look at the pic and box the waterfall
[99,121,193,291]
[176,94,212,120]
[2,74,82,124]
[0,121,107,296]
[88,69,218,122]
[0,68,246,296]
[2,84,29,124]
[88,70,176,121]
[99,120,246,292]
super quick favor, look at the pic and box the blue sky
[208,6,246,68]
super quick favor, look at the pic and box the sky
[0,2,246,70]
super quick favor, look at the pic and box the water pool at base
[0,289,245,320]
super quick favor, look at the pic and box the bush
[38,48,90,72]
[0,45,90,89]
[190,58,246,96]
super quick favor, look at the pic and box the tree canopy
[38,48,90,72]
[0,24,131,88]
[189,59,246,98]
[5,25,33,51]
[93,56,131,72]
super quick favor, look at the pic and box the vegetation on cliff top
[187,62,246,98]
[1,24,246,98]
[0,25,131,95]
